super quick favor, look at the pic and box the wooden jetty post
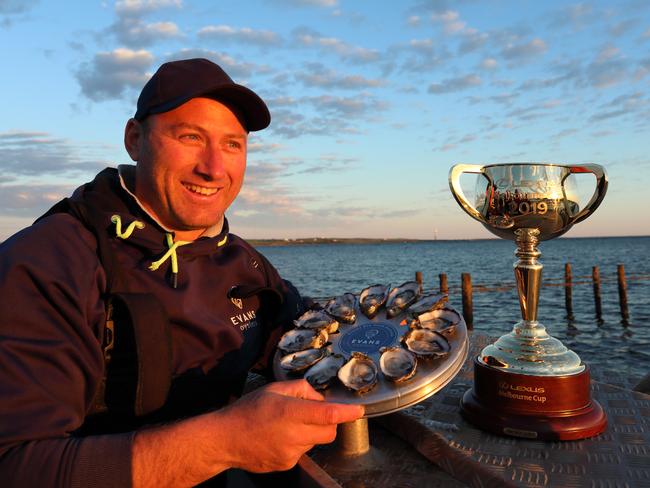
[592,266,603,321]
[439,273,448,295]
[564,263,574,321]
[617,264,630,323]
[461,273,473,330]
[415,271,423,294]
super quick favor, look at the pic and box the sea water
[258,236,650,383]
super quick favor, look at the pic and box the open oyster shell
[278,328,328,354]
[280,348,326,373]
[402,328,450,358]
[337,352,378,394]
[413,307,461,334]
[294,309,339,334]
[379,346,417,382]
[325,293,357,324]
[385,281,421,318]
[304,353,346,390]
[359,284,390,319]
[406,293,448,317]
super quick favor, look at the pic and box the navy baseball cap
[134,58,270,131]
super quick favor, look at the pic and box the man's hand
[132,379,364,487]
[218,379,364,473]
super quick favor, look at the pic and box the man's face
[126,97,247,240]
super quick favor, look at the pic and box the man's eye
[180,133,201,142]
[226,140,242,150]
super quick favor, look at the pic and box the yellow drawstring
[111,215,145,239]
[149,233,190,288]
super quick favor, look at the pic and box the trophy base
[460,357,607,441]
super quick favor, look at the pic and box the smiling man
[0,58,363,487]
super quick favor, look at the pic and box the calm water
[257,236,650,383]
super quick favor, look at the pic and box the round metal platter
[273,302,469,417]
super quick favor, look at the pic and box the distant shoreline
[248,237,427,247]
[248,235,649,247]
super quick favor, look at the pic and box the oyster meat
[379,346,417,382]
[337,352,378,394]
[414,307,461,334]
[294,309,339,334]
[324,293,357,324]
[278,328,328,354]
[280,348,326,373]
[385,281,421,318]
[402,328,450,358]
[406,293,448,317]
[359,284,390,318]
[304,353,346,390]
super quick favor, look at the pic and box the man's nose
[196,144,226,180]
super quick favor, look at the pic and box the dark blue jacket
[0,167,301,486]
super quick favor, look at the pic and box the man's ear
[124,118,144,161]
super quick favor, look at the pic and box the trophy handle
[449,164,488,224]
[566,164,608,225]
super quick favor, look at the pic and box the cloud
[609,19,638,37]
[585,57,628,88]
[76,48,153,101]
[501,38,547,61]
[266,93,386,139]
[165,48,272,79]
[0,0,38,27]
[248,142,284,154]
[385,38,451,73]
[268,0,337,7]
[428,74,481,94]
[0,131,110,177]
[407,15,421,26]
[109,0,182,47]
[0,183,76,218]
[430,10,468,34]
[548,3,597,30]
[308,93,388,118]
[198,25,282,46]
[111,19,181,47]
[114,0,182,15]
[296,63,385,89]
[292,27,380,63]
[479,58,498,70]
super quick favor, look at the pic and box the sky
[1,0,649,241]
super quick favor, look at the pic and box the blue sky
[1,0,649,240]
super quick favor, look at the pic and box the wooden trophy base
[460,357,607,440]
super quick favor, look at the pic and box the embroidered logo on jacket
[231,297,243,310]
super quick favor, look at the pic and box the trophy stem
[514,228,542,322]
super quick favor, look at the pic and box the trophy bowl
[449,162,608,440]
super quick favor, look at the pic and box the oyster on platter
[278,328,328,354]
[413,307,461,334]
[402,328,450,359]
[294,309,339,334]
[359,284,390,319]
[280,348,326,373]
[385,281,421,318]
[379,346,417,382]
[324,293,357,324]
[304,352,346,390]
[337,352,379,394]
[406,293,448,317]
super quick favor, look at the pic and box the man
[0,58,363,487]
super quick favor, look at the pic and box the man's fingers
[267,379,325,402]
[298,400,365,425]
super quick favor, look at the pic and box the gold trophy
[449,163,608,440]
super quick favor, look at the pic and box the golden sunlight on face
[130,98,248,241]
